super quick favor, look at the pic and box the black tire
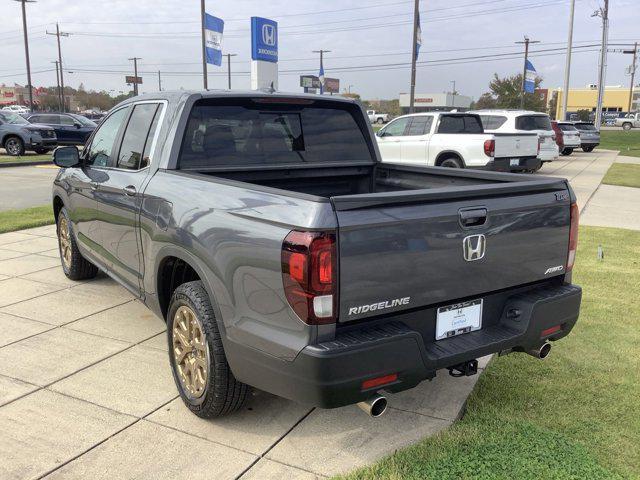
[582,146,595,152]
[4,136,25,156]
[439,156,463,168]
[34,147,52,154]
[167,281,250,418]
[622,123,632,131]
[376,117,384,124]
[57,207,98,280]
[561,148,573,156]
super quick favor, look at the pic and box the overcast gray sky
[1,0,638,100]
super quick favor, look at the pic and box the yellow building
[554,85,639,120]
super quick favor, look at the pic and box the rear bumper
[486,157,541,172]
[227,283,582,408]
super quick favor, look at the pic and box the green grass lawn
[0,154,51,164]
[0,205,55,234]
[599,130,640,158]
[339,226,640,480]
[602,163,640,189]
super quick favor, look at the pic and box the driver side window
[85,108,128,167]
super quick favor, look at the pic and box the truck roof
[471,109,549,116]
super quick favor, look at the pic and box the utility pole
[450,80,456,108]
[200,0,208,90]
[128,57,142,96]
[46,23,69,112]
[157,70,162,91]
[561,0,575,121]
[623,42,638,113]
[593,0,609,128]
[312,50,331,94]
[225,53,237,89]
[15,0,36,112]
[409,0,420,113]
[51,60,62,111]
[516,36,540,109]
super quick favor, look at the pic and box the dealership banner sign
[524,60,537,93]
[204,14,224,66]
[251,17,278,63]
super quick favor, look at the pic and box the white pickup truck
[376,112,540,172]
[367,110,390,124]
[615,113,640,130]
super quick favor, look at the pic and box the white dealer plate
[435,299,483,340]
[510,159,520,166]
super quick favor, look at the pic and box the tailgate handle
[459,208,487,228]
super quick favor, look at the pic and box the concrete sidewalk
[0,149,624,480]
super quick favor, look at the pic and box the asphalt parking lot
[0,149,620,479]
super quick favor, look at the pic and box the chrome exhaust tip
[357,394,388,418]
[527,342,551,359]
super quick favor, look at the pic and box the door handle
[459,208,487,228]
[123,185,137,196]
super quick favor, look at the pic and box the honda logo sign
[462,234,486,262]
[251,17,278,63]
[262,24,276,47]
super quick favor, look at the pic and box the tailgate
[493,133,538,158]
[333,183,570,322]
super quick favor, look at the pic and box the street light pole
[593,0,609,128]
[450,80,456,108]
[128,57,142,96]
[15,0,36,112]
[46,23,69,112]
[561,0,575,121]
[624,42,638,113]
[200,0,208,90]
[158,70,162,91]
[225,53,237,89]
[516,36,540,109]
[409,0,420,113]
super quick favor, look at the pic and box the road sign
[323,78,340,93]
[300,75,339,93]
[300,75,321,88]
[125,76,142,85]
[251,17,278,63]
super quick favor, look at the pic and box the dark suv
[25,112,96,145]
[0,111,57,156]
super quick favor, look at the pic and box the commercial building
[554,85,640,120]
[399,92,472,114]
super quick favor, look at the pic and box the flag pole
[200,0,208,89]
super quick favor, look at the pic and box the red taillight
[567,202,579,271]
[362,373,398,390]
[282,230,337,325]
[483,139,495,157]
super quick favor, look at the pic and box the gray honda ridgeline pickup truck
[51,91,582,418]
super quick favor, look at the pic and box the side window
[86,108,129,167]
[406,116,433,136]
[60,115,75,126]
[117,103,161,170]
[380,117,410,137]
[479,115,507,130]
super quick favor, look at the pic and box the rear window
[575,123,596,131]
[558,124,578,132]
[478,115,507,130]
[437,115,483,134]
[178,99,373,169]
[515,115,551,131]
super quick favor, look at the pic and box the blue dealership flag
[204,13,224,66]
[415,11,422,60]
[524,59,537,93]
[319,63,325,93]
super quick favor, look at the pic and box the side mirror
[53,146,80,168]
[74,122,82,129]
[376,130,385,137]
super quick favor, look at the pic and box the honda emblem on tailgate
[463,234,486,261]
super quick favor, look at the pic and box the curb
[0,160,53,168]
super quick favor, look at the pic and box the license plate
[436,299,483,340]
[510,159,520,166]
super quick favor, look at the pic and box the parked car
[472,110,559,164]
[614,112,640,130]
[80,111,106,123]
[572,122,600,152]
[1,105,29,115]
[367,110,390,124]
[552,121,581,156]
[0,111,57,156]
[376,112,540,172]
[51,91,582,419]
[24,112,97,145]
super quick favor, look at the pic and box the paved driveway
[0,149,617,479]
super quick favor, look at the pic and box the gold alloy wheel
[58,216,72,269]
[172,306,209,399]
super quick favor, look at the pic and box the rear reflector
[362,373,398,390]
[567,202,579,271]
[541,325,561,337]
